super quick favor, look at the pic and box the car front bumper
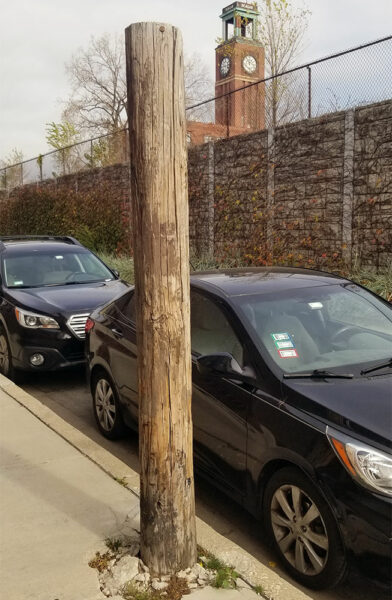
[339,490,392,580]
[13,344,85,371]
[322,471,392,582]
[9,326,85,372]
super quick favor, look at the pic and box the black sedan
[0,236,129,379]
[85,267,392,589]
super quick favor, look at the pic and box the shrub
[0,185,131,254]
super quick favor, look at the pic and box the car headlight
[15,308,59,329]
[328,430,392,497]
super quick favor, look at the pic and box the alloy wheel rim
[270,484,329,576]
[0,335,10,375]
[95,378,116,431]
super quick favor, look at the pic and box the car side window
[104,291,135,324]
[116,291,136,323]
[191,291,244,367]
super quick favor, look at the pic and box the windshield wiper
[284,369,354,379]
[62,279,105,286]
[361,358,392,375]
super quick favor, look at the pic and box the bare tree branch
[257,0,311,128]
[62,35,213,134]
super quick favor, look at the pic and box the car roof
[0,237,86,255]
[190,267,348,298]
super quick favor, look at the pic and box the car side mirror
[112,269,120,278]
[196,352,256,383]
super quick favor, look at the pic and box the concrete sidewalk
[0,376,311,600]
[0,387,139,600]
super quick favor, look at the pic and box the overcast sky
[0,0,391,161]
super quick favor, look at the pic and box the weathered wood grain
[125,22,197,575]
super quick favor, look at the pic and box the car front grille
[67,313,90,339]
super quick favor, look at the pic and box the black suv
[0,236,129,379]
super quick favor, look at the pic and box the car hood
[6,280,129,316]
[283,375,392,448]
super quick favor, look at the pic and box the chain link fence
[1,36,391,190]
[0,129,129,191]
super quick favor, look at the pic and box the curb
[0,374,312,600]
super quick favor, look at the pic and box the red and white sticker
[278,349,299,359]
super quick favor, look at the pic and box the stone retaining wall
[2,100,391,268]
[188,100,392,268]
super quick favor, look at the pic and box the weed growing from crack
[212,565,239,589]
[197,547,238,589]
[254,584,265,596]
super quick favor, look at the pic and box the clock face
[243,55,257,74]
[220,57,231,77]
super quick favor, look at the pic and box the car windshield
[2,249,115,287]
[233,283,392,374]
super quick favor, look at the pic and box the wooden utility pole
[125,23,197,576]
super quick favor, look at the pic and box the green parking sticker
[271,332,295,349]
[275,340,294,349]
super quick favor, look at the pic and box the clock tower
[215,2,265,131]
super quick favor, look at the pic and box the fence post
[225,95,230,138]
[125,21,197,576]
[342,109,355,267]
[266,128,275,257]
[37,155,43,182]
[207,141,215,258]
[307,66,312,119]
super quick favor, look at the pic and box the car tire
[263,466,347,590]
[92,370,127,440]
[0,327,11,378]
[0,327,23,383]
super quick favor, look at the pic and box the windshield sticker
[278,349,299,359]
[14,281,24,286]
[271,333,295,349]
[308,302,323,309]
[275,340,295,349]
[271,332,291,341]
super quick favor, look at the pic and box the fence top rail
[0,128,128,172]
[1,35,391,174]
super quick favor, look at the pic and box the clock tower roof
[220,2,259,19]
[219,2,260,43]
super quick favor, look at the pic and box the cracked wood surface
[125,21,197,576]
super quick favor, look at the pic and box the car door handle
[111,326,123,339]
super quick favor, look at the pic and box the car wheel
[263,467,347,589]
[0,327,23,383]
[0,328,11,378]
[92,371,126,440]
